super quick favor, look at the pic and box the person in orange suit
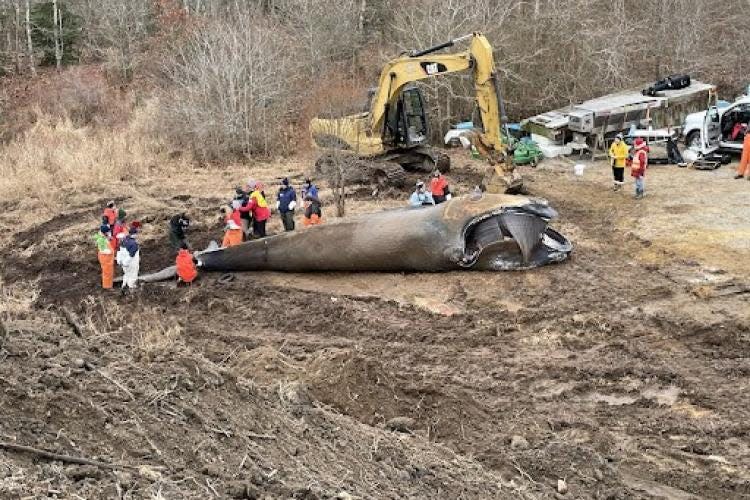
[221,205,243,248]
[735,132,750,179]
[102,201,117,226]
[175,242,198,284]
[93,224,114,289]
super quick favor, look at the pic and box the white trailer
[522,81,716,149]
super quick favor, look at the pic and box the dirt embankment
[1,154,750,498]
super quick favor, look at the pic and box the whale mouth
[460,203,572,269]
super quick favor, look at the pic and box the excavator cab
[384,86,429,148]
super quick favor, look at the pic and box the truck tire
[685,130,701,150]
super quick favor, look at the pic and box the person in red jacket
[175,242,198,284]
[429,169,452,204]
[112,209,129,248]
[630,137,648,199]
[244,181,271,238]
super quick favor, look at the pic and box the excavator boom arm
[369,33,504,154]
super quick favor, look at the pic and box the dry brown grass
[131,308,185,360]
[0,277,39,317]
[0,102,171,208]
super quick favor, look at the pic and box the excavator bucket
[483,163,524,195]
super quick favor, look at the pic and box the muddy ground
[1,152,749,499]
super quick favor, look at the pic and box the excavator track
[369,161,408,187]
[313,145,450,188]
[380,146,451,174]
[314,153,408,188]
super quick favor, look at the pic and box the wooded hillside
[1,0,748,159]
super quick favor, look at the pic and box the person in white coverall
[116,227,141,293]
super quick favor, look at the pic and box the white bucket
[574,164,585,176]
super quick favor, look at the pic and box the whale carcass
[137,193,572,282]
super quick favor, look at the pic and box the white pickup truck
[682,96,750,154]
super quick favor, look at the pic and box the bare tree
[13,0,21,73]
[24,0,34,76]
[71,0,152,82]
[157,7,303,160]
[272,0,364,65]
[52,0,60,69]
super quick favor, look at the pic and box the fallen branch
[206,426,232,438]
[96,370,135,401]
[206,478,220,497]
[129,412,162,457]
[0,440,129,470]
[247,432,276,441]
[60,307,84,337]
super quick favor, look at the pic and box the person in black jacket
[234,187,252,240]
[168,213,191,250]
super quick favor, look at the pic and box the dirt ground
[1,150,749,499]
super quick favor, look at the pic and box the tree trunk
[58,0,64,62]
[358,0,366,33]
[335,158,345,217]
[53,0,62,69]
[24,0,35,76]
[13,1,21,73]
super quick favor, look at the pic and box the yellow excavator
[310,33,521,193]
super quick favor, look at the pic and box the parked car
[682,96,750,154]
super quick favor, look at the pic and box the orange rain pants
[303,214,322,227]
[98,251,114,289]
[222,228,243,248]
[737,133,750,178]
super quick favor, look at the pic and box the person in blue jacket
[302,178,319,200]
[276,177,297,231]
[409,181,435,207]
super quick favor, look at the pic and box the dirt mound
[0,301,528,499]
